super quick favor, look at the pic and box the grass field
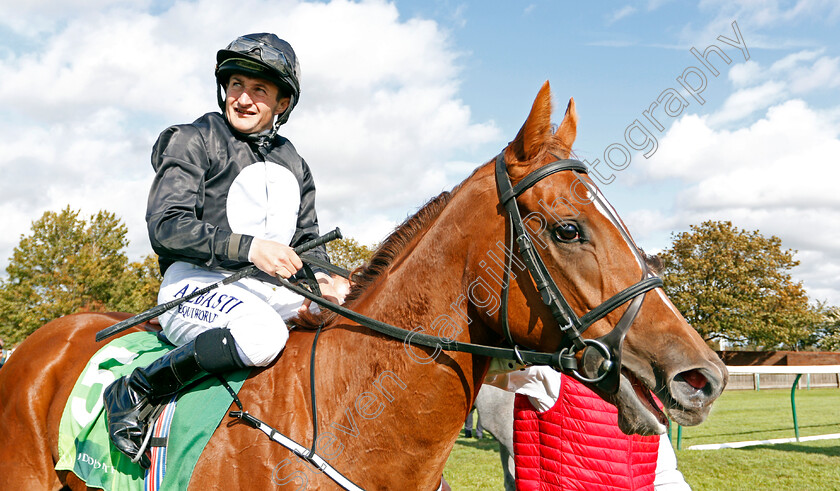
[675,388,840,490]
[443,433,507,489]
[443,387,840,490]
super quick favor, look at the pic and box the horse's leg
[0,314,114,490]
[498,443,516,491]
[0,328,68,488]
[475,385,517,491]
[57,470,94,491]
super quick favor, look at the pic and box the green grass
[676,440,840,491]
[443,433,507,490]
[675,387,840,447]
[674,388,840,490]
[444,388,840,490]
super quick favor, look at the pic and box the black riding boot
[103,339,205,468]
[103,327,246,468]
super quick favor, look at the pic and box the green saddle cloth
[55,331,248,490]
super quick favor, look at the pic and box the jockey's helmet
[215,33,301,126]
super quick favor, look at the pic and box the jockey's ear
[555,97,577,154]
[506,81,553,169]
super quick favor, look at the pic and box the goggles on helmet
[224,37,292,77]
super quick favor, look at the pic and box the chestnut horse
[0,83,726,490]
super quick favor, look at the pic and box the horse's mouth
[613,368,668,435]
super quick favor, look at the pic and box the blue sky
[0,0,838,304]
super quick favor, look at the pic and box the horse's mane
[293,191,453,329]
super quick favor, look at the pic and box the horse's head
[473,82,727,435]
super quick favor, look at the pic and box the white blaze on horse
[0,82,726,490]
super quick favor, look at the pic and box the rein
[290,152,663,391]
[227,151,663,490]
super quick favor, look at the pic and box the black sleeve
[146,125,252,272]
[289,158,331,274]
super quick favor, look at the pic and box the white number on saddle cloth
[71,346,138,427]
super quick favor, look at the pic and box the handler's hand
[249,237,303,279]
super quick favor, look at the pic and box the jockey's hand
[249,237,303,279]
[300,273,352,313]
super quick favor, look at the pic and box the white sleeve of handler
[483,364,560,413]
[654,434,691,490]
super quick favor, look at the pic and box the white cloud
[636,99,840,303]
[707,80,786,125]
[788,55,840,92]
[705,50,839,125]
[682,1,840,50]
[728,60,763,87]
[696,0,840,28]
[607,6,637,24]
[0,0,501,271]
[0,0,151,36]
[770,49,822,72]
[730,49,840,94]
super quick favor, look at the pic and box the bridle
[271,152,665,395]
[224,150,667,491]
[494,152,663,394]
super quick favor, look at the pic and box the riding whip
[95,228,343,342]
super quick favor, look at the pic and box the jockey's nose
[236,90,254,106]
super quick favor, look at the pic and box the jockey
[103,33,349,468]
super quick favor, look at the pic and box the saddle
[55,331,248,491]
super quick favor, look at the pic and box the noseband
[494,153,662,394]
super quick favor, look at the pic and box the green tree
[0,207,161,344]
[326,237,375,270]
[112,254,163,314]
[803,303,840,351]
[659,220,820,349]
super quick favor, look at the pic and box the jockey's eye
[553,222,581,243]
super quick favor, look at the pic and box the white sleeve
[484,365,561,413]
[654,433,691,490]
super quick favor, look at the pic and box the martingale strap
[221,377,365,491]
[232,415,362,490]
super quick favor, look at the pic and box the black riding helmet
[215,33,301,127]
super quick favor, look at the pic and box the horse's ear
[506,81,553,165]
[555,97,577,153]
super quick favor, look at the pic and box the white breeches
[157,261,308,367]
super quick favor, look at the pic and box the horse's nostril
[680,369,708,390]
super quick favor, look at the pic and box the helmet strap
[216,82,226,112]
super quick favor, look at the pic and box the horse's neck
[339,219,495,397]
[264,196,497,486]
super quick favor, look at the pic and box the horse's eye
[553,222,580,242]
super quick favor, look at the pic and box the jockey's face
[224,73,290,134]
